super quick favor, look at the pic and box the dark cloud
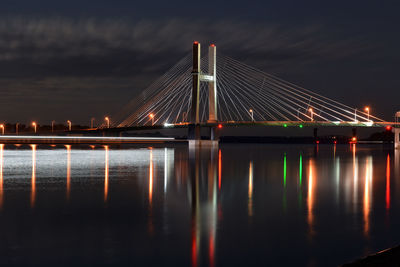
[0,17,396,124]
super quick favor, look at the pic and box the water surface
[0,143,398,266]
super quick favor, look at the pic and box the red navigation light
[386,125,392,131]
[316,140,320,144]
[193,41,199,44]
[218,124,223,129]
[334,140,337,144]
[210,43,215,47]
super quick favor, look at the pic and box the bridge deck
[93,120,399,133]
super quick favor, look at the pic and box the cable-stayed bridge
[101,42,399,146]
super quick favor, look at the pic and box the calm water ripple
[0,144,398,266]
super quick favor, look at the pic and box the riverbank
[342,246,400,266]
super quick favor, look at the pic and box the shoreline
[342,246,400,266]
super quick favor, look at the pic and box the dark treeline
[1,123,90,134]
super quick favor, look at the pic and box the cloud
[0,16,383,123]
[0,17,373,71]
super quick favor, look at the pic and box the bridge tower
[395,111,400,149]
[189,42,218,142]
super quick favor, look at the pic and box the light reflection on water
[0,144,3,209]
[0,144,397,266]
[30,144,36,208]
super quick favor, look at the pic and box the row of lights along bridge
[0,117,111,135]
[247,106,370,122]
[0,105,374,134]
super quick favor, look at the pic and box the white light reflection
[363,156,373,237]
[104,146,109,203]
[335,157,340,205]
[164,148,168,193]
[352,144,358,213]
[0,144,3,209]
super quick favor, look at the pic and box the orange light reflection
[66,145,71,201]
[104,146,109,203]
[248,161,253,217]
[363,157,372,236]
[149,149,153,205]
[386,154,390,211]
[307,159,315,235]
[31,144,36,208]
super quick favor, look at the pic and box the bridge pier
[188,124,201,140]
[395,112,400,149]
[313,128,318,143]
[210,126,218,141]
[395,128,400,149]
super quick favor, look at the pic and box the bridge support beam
[189,42,201,140]
[208,44,217,123]
[395,128,400,149]
[188,42,219,144]
[190,42,201,126]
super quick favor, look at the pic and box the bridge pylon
[189,41,218,142]
[395,111,400,149]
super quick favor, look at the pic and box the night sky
[0,0,399,125]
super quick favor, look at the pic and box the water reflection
[164,148,168,193]
[308,158,315,235]
[352,144,358,213]
[31,144,37,208]
[335,157,340,204]
[0,144,395,266]
[363,157,373,237]
[149,149,153,205]
[386,154,390,211]
[66,145,71,201]
[218,149,222,191]
[248,161,253,217]
[104,146,109,203]
[298,154,303,207]
[189,146,219,267]
[0,144,3,209]
[299,154,302,186]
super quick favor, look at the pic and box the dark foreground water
[0,143,399,266]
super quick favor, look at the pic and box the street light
[51,120,55,133]
[309,108,313,121]
[149,113,155,126]
[91,118,95,128]
[105,117,110,128]
[365,107,370,121]
[67,120,71,131]
[32,122,37,133]
[249,109,254,122]
[0,124,4,135]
